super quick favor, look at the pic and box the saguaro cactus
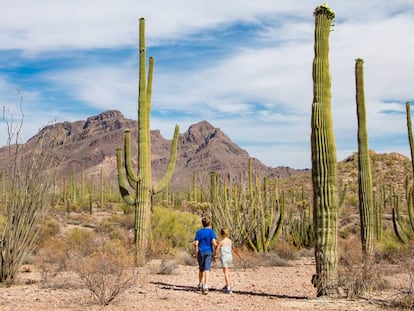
[310,4,339,297]
[406,102,414,179]
[116,18,180,264]
[355,58,375,258]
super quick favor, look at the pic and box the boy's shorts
[197,252,213,271]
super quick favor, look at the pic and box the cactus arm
[116,147,136,206]
[392,207,405,243]
[153,124,180,194]
[147,57,154,185]
[337,183,347,216]
[265,191,285,250]
[123,129,139,187]
[408,187,414,231]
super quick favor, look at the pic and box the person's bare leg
[203,270,210,287]
[223,267,230,287]
[198,271,203,283]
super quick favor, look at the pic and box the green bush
[151,206,200,251]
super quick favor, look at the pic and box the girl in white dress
[213,228,239,294]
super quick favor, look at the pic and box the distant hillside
[0,110,300,191]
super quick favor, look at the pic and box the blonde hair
[220,228,229,237]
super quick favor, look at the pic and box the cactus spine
[310,4,339,297]
[355,58,375,258]
[116,18,179,264]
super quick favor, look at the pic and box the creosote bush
[35,222,137,301]
[71,242,137,305]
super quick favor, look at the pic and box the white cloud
[0,1,413,168]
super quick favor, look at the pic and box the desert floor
[0,255,407,311]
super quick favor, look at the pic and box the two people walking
[193,216,239,295]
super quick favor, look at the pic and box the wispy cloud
[0,1,413,169]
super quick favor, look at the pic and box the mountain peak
[2,111,300,191]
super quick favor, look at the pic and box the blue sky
[1,0,414,169]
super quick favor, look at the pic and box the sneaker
[226,287,232,294]
[222,285,228,292]
[202,286,209,295]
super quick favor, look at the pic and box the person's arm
[193,240,199,257]
[213,240,221,261]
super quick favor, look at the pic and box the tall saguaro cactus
[355,58,375,258]
[310,4,339,297]
[406,102,414,179]
[116,18,180,264]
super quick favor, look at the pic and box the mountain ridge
[1,110,301,191]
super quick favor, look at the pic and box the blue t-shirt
[194,228,216,253]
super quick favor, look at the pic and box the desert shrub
[96,217,130,243]
[274,241,300,261]
[65,227,97,257]
[392,295,414,310]
[117,213,135,230]
[261,252,292,267]
[157,259,180,275]
[231,249,265,269]
[175,250,197,266]
[339,262,387,299]
[69,237,137,306]
[147,238,175,258]
[150,206,199,256]
[120,203,134,215]
[37,215,61,247]
[66,213,93,226]
[338,236,362,266]
[391,265,414,309]
[338,240,389,300]
[34,236,71,284]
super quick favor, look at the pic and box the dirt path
[0,257,395,310]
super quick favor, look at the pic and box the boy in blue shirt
[193,216,217,295]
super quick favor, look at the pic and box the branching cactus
[310,4,339,297]
[116,18,179,264]
[355,58,375,258]
[209,160,284,251]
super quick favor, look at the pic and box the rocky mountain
[0,110,300,192]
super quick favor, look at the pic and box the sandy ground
[0,257,404,311]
